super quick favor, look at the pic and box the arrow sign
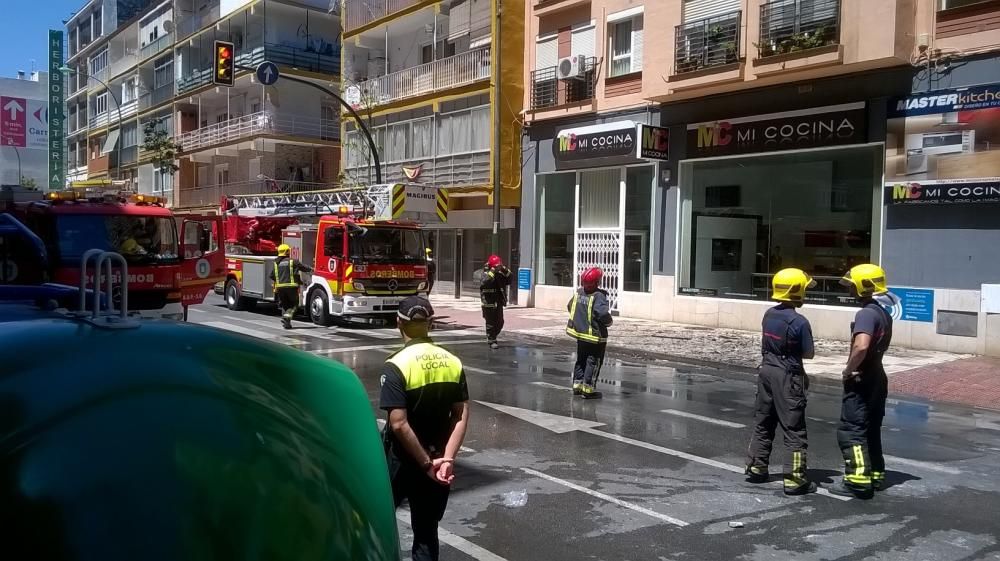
[1,96,26,147]
[256,61,279,86]
[476,400,852,501]
[5,99,24,120]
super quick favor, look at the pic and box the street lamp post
[4,146,22,185]
[59,66,124,182]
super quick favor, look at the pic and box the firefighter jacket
[270,256,313,289]
[566,288,613,343]
[480,266,511,308]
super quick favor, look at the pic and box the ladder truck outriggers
[219,184,447,325]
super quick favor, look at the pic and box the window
[93,7,103,37]
[470,107,490,152]
[121,123,138,148]
[609,16,643,76]
[411,118,433,160]
[624,166,653,292]
[535,35,558,70]
[153,57,172,89]
[387,122,409,162]
[679,145,880,304]
[94,92,109,116]
[938,0,993,9]
[536,173,576,286]
[153,168,174,193]
[579,169,621,228]
[324,227,345,257]
[122,77,138,104]
[215,164,230,185]
[90,48,108,75]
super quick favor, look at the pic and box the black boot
[828,480,873,500]
[784,481,817,496]
[745,466,768,484]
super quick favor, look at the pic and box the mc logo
[697,122,733,148]
[893,183,923,200]
[558,133,578,152]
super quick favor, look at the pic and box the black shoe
[489,341,499,350]
[784,481,818,496]
[281,319,292,329]
[828,480,873,500]
[745,467,768,484]
[873,480,884,492]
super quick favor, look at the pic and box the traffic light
[214,40,235,87]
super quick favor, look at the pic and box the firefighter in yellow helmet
[269,243,312,329]
[745,268,817,495]
[829,264,894,499]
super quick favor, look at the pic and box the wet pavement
[190,298,1000,561]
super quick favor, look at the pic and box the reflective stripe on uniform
[845,445,871,485]
[566,293,606,343]
[274,259,299,289]
[784,450,806,488]
[387,342,464,391]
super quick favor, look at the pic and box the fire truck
[219,184,446,325]
[1,186,226,320]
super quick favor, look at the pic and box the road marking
[522,468,688,527]
[884,454,961,475]
[313,339,484,355]
[660,409,746,428]
[199,321,303,345]
[397,512,508,561]
[350,328,397,339]
[531,381,572,392]
[237,318,353,341]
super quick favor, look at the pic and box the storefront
[676,102,881,307]
[523,111,668,311]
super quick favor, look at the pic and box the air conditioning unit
[556,56,586,80]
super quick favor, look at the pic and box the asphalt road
[190,297,1000,561]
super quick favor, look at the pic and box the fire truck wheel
[225,279,254,312]
[309,288,332,327]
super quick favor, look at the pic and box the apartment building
[521,0,1000,356]
[340,0,524,298]
[64,0,342,208]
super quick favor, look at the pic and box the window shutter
[682,0,740,22]
[536,36,557,70]
[448,0,471,40]
[571,25,596,58]
[469,0,491,43]
[631,16,644,72]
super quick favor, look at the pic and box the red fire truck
[2,187,225,320]
[219,184,445,325]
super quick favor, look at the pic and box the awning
[101,129,120,155]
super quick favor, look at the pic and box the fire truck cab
[221,184,444,325]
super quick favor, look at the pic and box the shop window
[679,145,880,304]
[536,173,576,287]
[579,169,621,228]
[624,166,653,292]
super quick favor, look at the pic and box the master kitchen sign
[687,102,867,158]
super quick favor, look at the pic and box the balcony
[177,111,339,153]
[178,43,341,95]
[674,11,741,74]
[139,33,174,62]
[529,57,597,111]
[139,84,174,111]
[757,0,841,59]
[177,179,329,208]
[88,153,111,176]
[344,0,424,34]
[350,48,491,109]
[176,6,220,40]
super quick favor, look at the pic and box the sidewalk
[429,296,1000,412]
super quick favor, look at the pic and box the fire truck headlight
[418,282,427,291]
[352,281,366,291]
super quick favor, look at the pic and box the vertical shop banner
[49,29,65,189]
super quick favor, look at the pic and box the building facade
[521,0,1000,355]
[339,0,524,298]
[64,0,342,207]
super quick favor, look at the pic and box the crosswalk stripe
[660,409,746,428]
[199,321,303,345]
[239,318,352,341]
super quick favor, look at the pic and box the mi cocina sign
[552,122,669,166]
[885,180,1000,205]
[687,102,867,158]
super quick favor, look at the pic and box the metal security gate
[575,231,622,310]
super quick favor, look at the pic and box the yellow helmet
[277,244,291,256]
[841,263,888,297]
[772,268,816,303]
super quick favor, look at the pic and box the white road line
[884,454,962,475]
[350,329,398,339]
[397,512,508,561]
[522,468,689,527]
[576,427,851,502]
[199,321,303,345]
[313,339,485,355]
[236,318,353,341]
[531,381,572,392]
[660,409,746,428]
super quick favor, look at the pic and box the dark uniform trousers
[573,341,606,386]
[837,368,888,491]
[276,287,299,320]
[747,360,810,490]
[389,458,450,561]
[482,304,504,342]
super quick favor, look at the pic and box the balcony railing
[344,0,422,34]
[139,84,174,111]
[758,0,841,58]
[176,7,220,40]
[140,32,174,61]
[118,146,139,166]
[675,10,741,74]
[177,179,330,208]
[350,48,491,109]
[177,111,340,153]
[179,43,340,95]
[529,57,597,110]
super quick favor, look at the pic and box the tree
[20,176,38,190]
[142,118,180,175]
[339,78,383,188]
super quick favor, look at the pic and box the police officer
[269,243,312,329]
[566,267,612,399]
[745,268,817,496]
[830,264,894,499]
[379,295,471,561]
[480,254,511,349]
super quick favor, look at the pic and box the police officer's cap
[398,295,434,321]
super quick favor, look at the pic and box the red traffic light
[213,40,235,87]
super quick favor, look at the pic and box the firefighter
[425,247,436,295]
[745,268,818,496]
[566,267,612,399]
[269,243,312,329]
[480,254,511,349]
[380,295,471,561]
[830,264,894,499]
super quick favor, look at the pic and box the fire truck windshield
[349,226,424,264]
[51,215,180,265]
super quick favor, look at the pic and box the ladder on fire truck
[224,185,397,218]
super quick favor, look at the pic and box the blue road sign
[256,62,279,86]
